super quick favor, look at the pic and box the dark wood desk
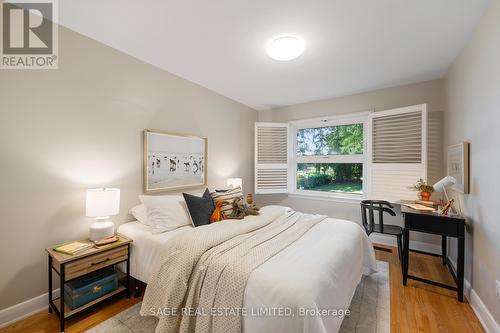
[400,201,466,302]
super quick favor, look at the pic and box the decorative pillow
[210,186,243,218]
[129,204,149,225]
[139,194,191,233]
[183,188,214,227]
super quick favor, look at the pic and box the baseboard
[0,289,60,329]
[469,288,500,333]
[432,257,498,332]
[369,233,442,254]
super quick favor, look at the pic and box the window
[292,119,367,197]
[296,123,363,156]
[254,104,428,202]
[297,163,363,193]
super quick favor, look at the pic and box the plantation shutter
[368,104,427,202]
[255,123,289,194]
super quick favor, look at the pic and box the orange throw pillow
[210,200,226,223]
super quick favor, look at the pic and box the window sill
[288,192,363,204]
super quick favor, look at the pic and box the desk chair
[360,200,403,262]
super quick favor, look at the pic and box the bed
[117,205,377,333]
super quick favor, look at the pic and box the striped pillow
[210,186,243,218]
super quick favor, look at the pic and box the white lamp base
[89,220,115,242]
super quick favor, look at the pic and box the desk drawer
[405,213,463,237]
[65,246,128,281]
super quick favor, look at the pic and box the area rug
[87,261,389,333]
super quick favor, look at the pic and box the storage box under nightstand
[64,267,118,310]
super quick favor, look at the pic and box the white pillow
[129,204,149,225]
[139,194,191,233]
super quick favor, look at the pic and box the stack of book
[403,199,439,212]
[53,241,94,255]
[415,199,439,207]
[403,203,435,212]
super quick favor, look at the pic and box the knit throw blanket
[140,207,327,333]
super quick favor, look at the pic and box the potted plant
[409,178,434,201]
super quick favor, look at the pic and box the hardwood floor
[375,244,484,333]
[0,245,484,333]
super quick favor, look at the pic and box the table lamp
[86,188,120,241]
[226,178,242,190]
[433,176,456,214]
[433,176,456,201]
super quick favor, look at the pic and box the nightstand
[46,234,132,332]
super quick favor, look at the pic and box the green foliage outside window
[297,123,363,156]
[296,123,364,194]
[297,163,363,194]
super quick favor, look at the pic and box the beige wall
[256,79,445,246]
[258,79,445,122]
[0,27,257,310]
[444,0,500,323]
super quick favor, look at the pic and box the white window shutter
[255,122,289,194]
[368,104,427,202]
[427,111,443,185]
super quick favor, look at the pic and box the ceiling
[59,0,490,110]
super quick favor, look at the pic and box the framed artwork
[447,142,469,194]
[143,129,207,193]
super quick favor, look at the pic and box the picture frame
[447,142,469,194]
[143,129,208,193]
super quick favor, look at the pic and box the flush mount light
[266,35,305,61]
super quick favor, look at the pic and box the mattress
[118,207,376,333]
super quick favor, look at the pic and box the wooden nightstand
[46,234,132,332]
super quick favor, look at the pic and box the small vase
[420,191,431,201]
[246,193,254,204]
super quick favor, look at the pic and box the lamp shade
[86,188,120,218]
[226,178,242,189]
[433,176,456,191]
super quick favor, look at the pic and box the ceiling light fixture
[266,35,305,61]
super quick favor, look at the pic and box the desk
[401,201,466,302]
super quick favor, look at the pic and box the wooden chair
[360,200,403,263]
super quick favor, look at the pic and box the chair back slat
[360,204,369,234]
[369,208,375,232]
[378,205,384,233]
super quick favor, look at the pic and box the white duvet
[118,205,377,333]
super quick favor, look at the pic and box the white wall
[0,27,257,310]
[444,0,500,323]
[256,79,445,246]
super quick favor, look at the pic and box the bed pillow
[139,194,191,233]
[210,186,243,218]
[129,204,149,225]
[183,188,214,227]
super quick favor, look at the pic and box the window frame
[289,113,369,201]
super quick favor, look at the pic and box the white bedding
[244,217,375,333]
[119,206,376,333]
[117,222,191,283]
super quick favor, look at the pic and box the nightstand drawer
[65,246,128,281]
